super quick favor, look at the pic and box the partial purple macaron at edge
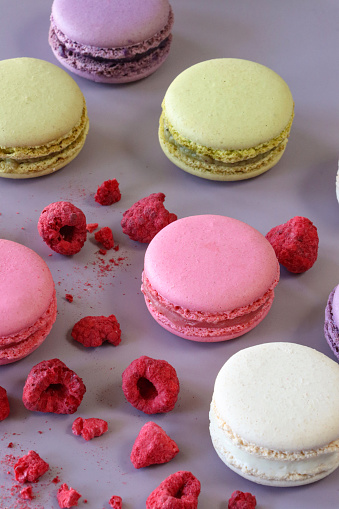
[324,285,339,360]
[49,0,174,84]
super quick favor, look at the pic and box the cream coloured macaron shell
[210,342,339,486]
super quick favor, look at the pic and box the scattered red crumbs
[65,293,74,303]
[122,356,180,414]
[38,201,87,255]
[228,490,257,509]
[8,442,14,448]
[266,216,319,273]
[95,179,121,206]
[22,358,86,414]
[0,386,10,420]
[72,417,108,441]
[71,315,121,347]
[53,476,61,483]
[57,483,81,508]
[86,222,99,233]
[121,192,177,243]
[109,495,122,508]
[14,450,49,483]
[95,226,114,249]
[131,421,179,469]
[20,485,34,500]
[146,471,201,509]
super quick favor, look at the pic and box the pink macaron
[0,240,57,364]
[49,0,174,84]
[142,215,280,342]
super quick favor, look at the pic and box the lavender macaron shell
[324,286,339,360]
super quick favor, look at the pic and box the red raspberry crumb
[95,226,114,249]
[0,386,10,420]
[131,421,179,468]
[72,417,108,441]
[71,315,121,347]
[146,471,200,509]
[265,216,319,273]
[65,294,74,303]
[86,222,99,233]
[95,179,121,206]
[14,450,49,483]
[121,193,177,243]
[22,359,86,414]
[109,495,122,508]
[228,490,256,509]
[20,485,34,500]
[57,483,81,508]
[122,355,180,414]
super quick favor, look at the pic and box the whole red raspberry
[228,490,256,509]
[146,471,201,509]
[95,179,121,206]
[0,386,10,421]
[131,421,179,468]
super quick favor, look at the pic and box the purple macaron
[49,0,174,84]
[324,285,339,360]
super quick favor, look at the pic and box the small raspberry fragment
[121,193,177,243]
[38,201,87,255]
[95,179,121,206]
[122,355,180,414]
[22,358,86,414]
[0,386,10,420]
[86,223,98,233]
[265,216,319,273]
[20,486,34,500]
[131,421,179,468]
[57,483,81,508]
[14,450,49,483]
[71,315,121,347]
[109,495,123,508]
[65,293,73,303]
[228,490,257,509]
[72,417,108,441]
[95,226,114,249]
[146,471,201,509]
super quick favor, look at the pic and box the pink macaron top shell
[143,215,279,314]
[0,240,55,337]
[52,0,171,48]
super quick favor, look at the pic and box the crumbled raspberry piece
[95,226,114,249]
[72,417,108,441]
[265,216,319,273]
[95,179,121,206]
[57,483,81,508]
[131,421,179,468]
[14,450,49,483]
[86,222,98,233]
[109,495,122,508]
[20,485,34,500]
[0,386,10,420]
[22,359,86,414]
[146,471,200,509]
[38,201,87,255]
[65,293,73,303]
[121,193,177,243]
[71,315,121,347]
[122,355,180,414]
[228,490,256,509]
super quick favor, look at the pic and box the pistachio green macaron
[159,58,294,181]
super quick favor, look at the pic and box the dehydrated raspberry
[265,216,319,273]
[57,483,81,508]
[228,490,257,509]
[71,315,121,347]
[65,293,74,303]
[122,355,180,414]
[95,226,114,249]
[86,222,98,233]
[38,201,87,255]
[0,386,10,421]
[146,471,201,509]
[72,417,108,441]
[109,495,122,508]
[121,193,177,243]
[131,421,179,468]
[95,179,121,206]
[22,358,86,414]
[14,450,49,483]
[20,486,34,500]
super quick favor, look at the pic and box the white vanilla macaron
[209,342,339,486]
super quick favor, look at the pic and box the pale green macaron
[159,58,294,181]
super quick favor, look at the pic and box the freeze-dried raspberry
[109,495,122,508]
[14,450,49,483]
[95,226,114,249]
[228,490,256,509]
[121,193,177,243]
[38,201,87,255]
[122,355,180,414]
[72,417,108,441]
[131,421,179,468]
[22,358,86,414]
[57,483,81,508]
[20,486,34,500]
[86,222,98,233]
[146,471,200,509]
[265,216,319,273]
[65,293,74,303]
[0,386,10,420]
[71,315,121,347]
[95,179,121,206]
